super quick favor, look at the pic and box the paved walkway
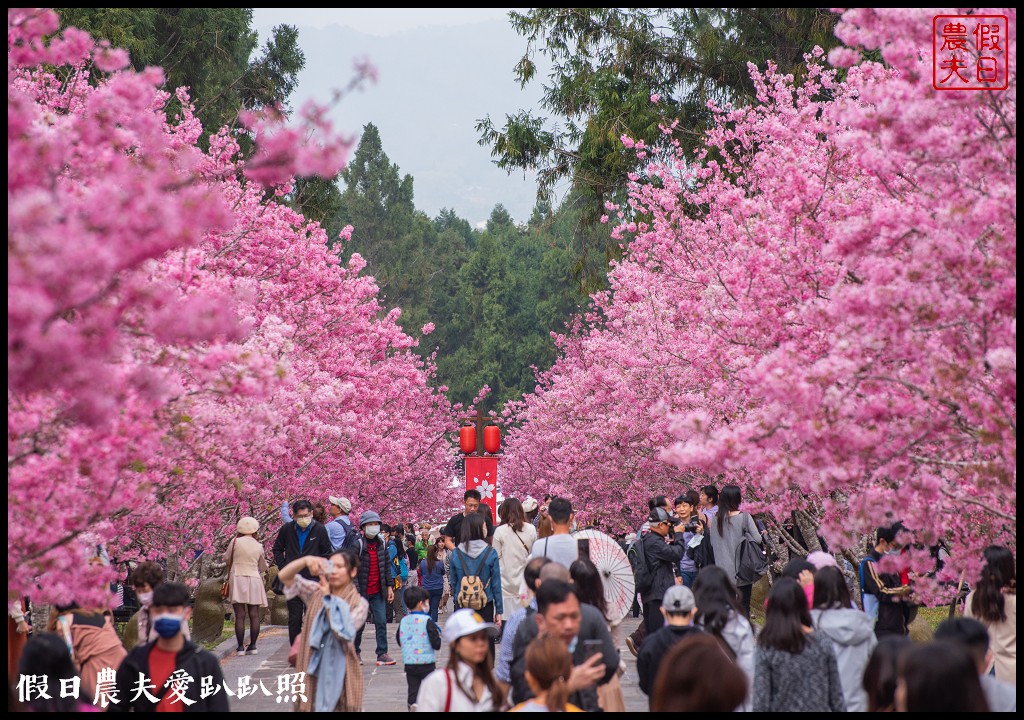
[217,612,649,712]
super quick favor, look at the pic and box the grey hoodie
[706,610,755,712]
[812,606,877,712]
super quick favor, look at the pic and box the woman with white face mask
[129,560,164,645]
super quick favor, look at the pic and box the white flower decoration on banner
[477,478,495,500]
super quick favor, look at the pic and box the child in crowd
[397,586,442,711]
[509,633,583,712]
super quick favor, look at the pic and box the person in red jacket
[111,582,228,713]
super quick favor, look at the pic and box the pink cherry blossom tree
[502,8,1015,596]
[8,9,456,604]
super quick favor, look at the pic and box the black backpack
[627,537,654,595]
[734,515,768,585]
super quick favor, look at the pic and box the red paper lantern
[484,425,501,454]
[459,426,477,455]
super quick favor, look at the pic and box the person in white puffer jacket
[811,566,878,712]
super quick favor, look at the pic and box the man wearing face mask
[862,522,915,638]
[111,582,229,712]
[351,511,397,665]
[273,499,334,645]
[636,506,687,641]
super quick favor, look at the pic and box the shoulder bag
[220,537,237,599]
[734,513,768,586]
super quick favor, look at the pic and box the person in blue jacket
[448,512,502,655]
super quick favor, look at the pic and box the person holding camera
[637,506,688,640]
[278,549,368,711]
[674,491,703,588]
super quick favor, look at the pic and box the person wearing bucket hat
[225,517,268,655]
[414,609,503,711]
[352,510,397,665]
[326,495,354,551]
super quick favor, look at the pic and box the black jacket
[352,535,393,599]
[272,520,333,579]
[636,625,704,698]
[639,530,686,604]
[862,548,913,636]
[110,640,229,712]
[511,604,619,711]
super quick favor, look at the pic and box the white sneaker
[246,647,258,655]
[410,703,418,712]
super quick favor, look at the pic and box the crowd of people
[8,487,1017,712]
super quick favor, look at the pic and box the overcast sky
[253,8,519,36]
[252,8,555,226]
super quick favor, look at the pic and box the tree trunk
[793,509,823,552]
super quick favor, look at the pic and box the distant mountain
[257,19,552,226]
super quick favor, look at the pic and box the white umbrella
[573,529,636,624]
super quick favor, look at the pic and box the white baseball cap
[328,496,351,513]
[443,608,499,645]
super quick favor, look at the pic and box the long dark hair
[692,566,743,655]
[459,512,488,546]
[448,634,503,711]
[426,544,439,574]
[898,641,989,712]
[970,544,1015,623]
[758,577,812,653]
[812,565,852,610]
[863,636,911,711]
[716,484,742,535]
[570,558,609,622]
[499,497,527,533]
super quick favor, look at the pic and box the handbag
[734,514,768,585]
[220,537,237,599]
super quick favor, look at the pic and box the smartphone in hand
[582,638,603,659]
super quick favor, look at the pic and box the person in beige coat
[224,516,269,655]
[493,498,538,614]
[964,545,1016,685]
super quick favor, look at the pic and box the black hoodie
[110,639,230,712]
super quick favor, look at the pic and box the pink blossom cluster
[502,8,1015,596]
[8,9,457,604]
